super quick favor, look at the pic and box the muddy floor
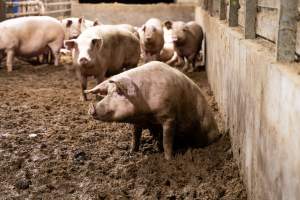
[0,60,246,200]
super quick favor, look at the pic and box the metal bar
[45,8,71,14]
[6,11,40,18]
[276,0,298,62]
[6,1,39,6]
[244,0,257,39]
[45,2,71,7]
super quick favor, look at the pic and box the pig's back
[187,21,203,47]
[2,16,63,43]
[96,25,140,72]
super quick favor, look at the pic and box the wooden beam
[276,0,298,62]
[229,0,240,27]
[0,0,5,22]
[244,0,257,39]
[219,0,226,20]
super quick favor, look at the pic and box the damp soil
[0,60,246,199]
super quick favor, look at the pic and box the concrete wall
[196,7,300,200]
[71,3,194,26]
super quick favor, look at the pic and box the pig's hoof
[187,68,194,73]
[80,96,88,101]
[130,146,139,153]
[164,153,172,161]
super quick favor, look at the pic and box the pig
[61,17,99,40]
[158,26,184,67]
[0,16,64,72]
[139,18,164,63]
[163,20,203,72]
[65,25,141,101]
[85,61,220,160]
[115,24,140,39]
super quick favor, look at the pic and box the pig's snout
[172,36,178,42]
[88,103,97,117]
[146,36,151,42]
[79,57,89,65]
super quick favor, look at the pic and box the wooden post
[244,0,256,39]
[219,0,226,20]
[208,0,213,16]
[0,0,6,22]
[276,0,298,62]
[229,0,240,27]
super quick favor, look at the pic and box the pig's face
[164,21,188,45]
[142,25,157,44]
[63,17,88,40]
[88,80,136,122]
[65,37,103,66]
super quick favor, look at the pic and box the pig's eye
[116,89,124,96]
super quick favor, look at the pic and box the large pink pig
[85,61,220,160]
[0,16,64,72]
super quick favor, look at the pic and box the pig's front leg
[95,75,105,101]
[131,125,142,153]
[149,125,163,152]
[76,70,88,101]
[6,49,15,72]
[48,42,61,66]
[186,53,197,72]
[162,119,175,160]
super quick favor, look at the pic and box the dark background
[78,0,175,3]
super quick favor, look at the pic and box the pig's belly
[16,43,49,57]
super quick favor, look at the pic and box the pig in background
[158,26,184,68]
[86,61,220,160]
[164,20,204,72]
[0,16,64,72]
[61,17,100,40]
[65,25,141,101]
[138,18,164,63]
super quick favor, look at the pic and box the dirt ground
[0,60,246,200]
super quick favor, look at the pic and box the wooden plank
[257,0,278,9]
[0,0,5,22]
[295,22,300,55]
[276,0,298,62]
[238,0,245,26]
[229,0,240,26]
[256,7,277,42]
[244,0,257,38]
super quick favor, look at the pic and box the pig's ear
[79,16,85,24]
[85,82,108,95]
[64,39,77,50]
[110,79,136,97]
[183,25,189,32]
[93,19,101,26]
[91,38,103,49]
[163,20,173,30]
[142,25,146,32]
[66,19,73,28]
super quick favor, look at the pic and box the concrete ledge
[196,7,300,200]
[71,3,195,26]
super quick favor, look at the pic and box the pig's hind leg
[162,119,175,160]
[130,125,142,153]
[48,41,62,66]
[6,49,15,72]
